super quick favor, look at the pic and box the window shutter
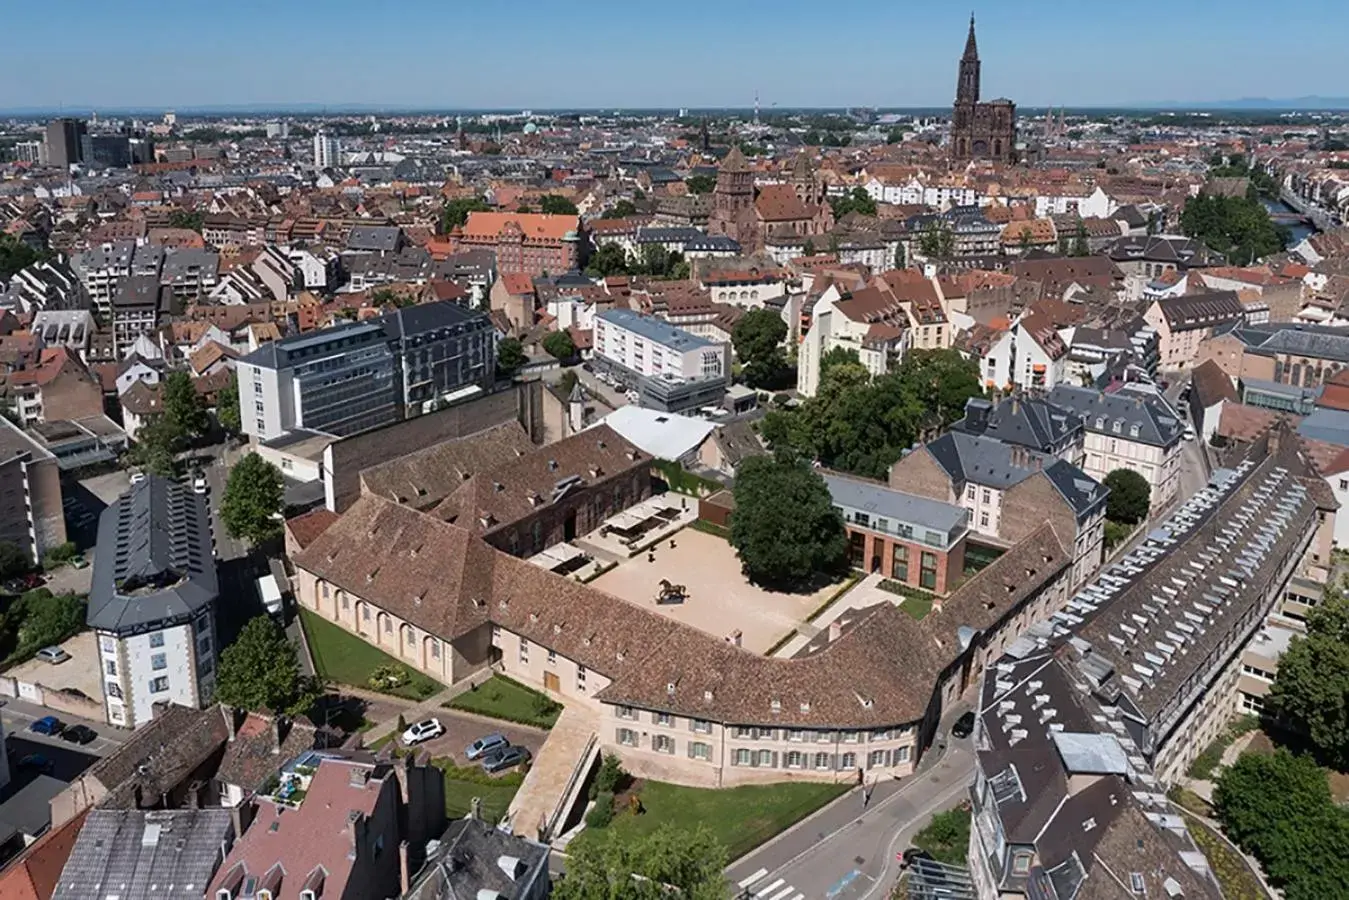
[615,728,624,744]
[831,754,839,770]
[772,751,780,768]
[688,741,696,759]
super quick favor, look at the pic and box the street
[2,694,125,759]
[726,740,974,900]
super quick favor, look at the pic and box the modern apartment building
[111,275,173,358]
[824,471,969,594]
[88,475,219,728]
[71,240,135,319]
[0,417,66,565]
[236,300,495,442]
[592,308,730,412]
[313,130,341,168]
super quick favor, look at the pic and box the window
[982,489,991,504]
[734,726,754,740]
[105,660,117,676]
[690,742,712,761]
[692,718,712,734]
[1013,852,1034,875]
[101,636,114,653]
[868,750,887,768]
[654,735,674,754]
[757,749,773,767]
[150,676,169,693]
[107,682,123,699]
[787,729,805,742]
[577,666,587,690]
[384,617,392,634]
[891,544,908,581]
[618,728,637,746]
[980,512,990,528]
[430,639,440,659]
[895,746,911,763]
[840,752,856,770]
[815,752,832,770]
[655,712,672,727]
[1242,664,1275,682]
[363,607,371,622]
[149,632,165,648]
[341,594,350,610]
[1240,693,1265,714]
[519,639,529,664]
[151,653,167,671]
[870,730,891,742]
[842,731,859,743]
[785,751,805,768]
[547,649,557,664]
[734,748,752,766]
[618,706,637,721]
[491,625,501,641]
[920,551,939,590]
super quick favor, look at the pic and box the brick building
[449,212,581,277]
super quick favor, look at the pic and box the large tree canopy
[162,371,210,440]
[553,825,728,900]
[731,309,788,388]
[730,455,846,591]
[1267,588,1349,768]
[216,615,323,717]
[539,194,579,216]
[1104,468,1151,525]
[761,349,982,480]
[220,453,285,544]
[1180,192,1287,265]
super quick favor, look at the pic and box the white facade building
[313,132,341,168]
[593,309,728,383]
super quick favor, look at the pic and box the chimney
[399,840,411,895]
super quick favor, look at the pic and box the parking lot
[2,694,123,758]
[9,631,104,706]
[398,709,546,768]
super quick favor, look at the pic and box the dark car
[29,715,64,736]
[898,847,934,870]
[481,745,531,773]
[17,754,53,774]
[60,724,97,745]
[952,711,976,739]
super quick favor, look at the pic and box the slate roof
[1237,322,1349,364]
[1152,291,1245,331]
[405,819,549,900]
[924,431,1105,521]
[53,809,234,900]
[823,472,968,536]
[1046,385,1184,448]
[1188,359,1238,409]
[87,474,218,635]
[1107,234,1221,268]
[953,396,1083,453]
[346,224,403,253]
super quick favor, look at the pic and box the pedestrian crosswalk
[736,868,805,900]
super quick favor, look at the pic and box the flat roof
[823,473,968,536]
[598,308,715,352]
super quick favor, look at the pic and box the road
[726,739,974,900]
[2,695,125,758]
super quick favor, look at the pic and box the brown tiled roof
[0,810,88,900]
[1189,359,1238,408]
[754,184,812,223]
[285,508,341,551]
[215,711,319,794]
[359,421,535,511]
[91,705,231,810]
[463,212,577,242]
[118,380,162,417]
[432,425,647,532]
[188,339,237,376]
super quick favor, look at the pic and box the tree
[600,199,638,219]
[1070,224,1091,257]
[216,615,324,716]
[167,209,204,233]
[129,416,182,477]
[685,174,715,195]
[732,309,788,388]
[1267,589,1349,768]
[819,346,860,379]
[894,243,906,269]
[496,337,526,374]
[0,234,52,281]
[542,330,576,361]
[918,223,955,260]
[216,381,241,434]
[1017,227,1034,252]
[586,243,631,277]
[730,456,846,590]
[801,238,816,256]
[0,542,31,580]
[559,369,579,396]
[553,825,728,900]
[162,371,210,440]
[220,453,285,544]
[441,196,491,231]
[1180,192,1287,265]
[1213,749,1349,899]
[829,187,878,219]
[539,194,578,216]
[1103,468,1150,525]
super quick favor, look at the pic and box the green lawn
[1187,818,1270,900]
[912,807,971,865]
[298,609,442,700]
[433,759,525,824]
[877,580,937,620]
[586,779,848,860]
[447,674,561,729]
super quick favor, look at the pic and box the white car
[192,472,209,494]
[129,471,147,485]
[401,718,445,746]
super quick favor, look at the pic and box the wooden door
[544,671,560,692]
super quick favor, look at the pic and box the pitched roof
[1189,359,1238,408]
[755,184,812,222]
[359,421,535,511]
[462,211,578,242]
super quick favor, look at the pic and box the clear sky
[6,0,1347,111]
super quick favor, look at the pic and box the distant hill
[1149,96,1349,111]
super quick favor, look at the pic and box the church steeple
[956,13,981,104]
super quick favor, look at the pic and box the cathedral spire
[963,13,979,60]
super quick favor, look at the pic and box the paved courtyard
[589,528,837,653]
[9,631,102,702]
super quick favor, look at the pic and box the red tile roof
[463,211,577,242]
[285,508,340,550]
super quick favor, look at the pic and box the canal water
[1261,197,1317,247]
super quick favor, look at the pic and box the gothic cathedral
[950,15,1017,164]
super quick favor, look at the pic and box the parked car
[192,471,209,494]
[17,754,53,773]
[952,711,976,739]
[29,715,64,736]
[401,718,445,746]
[61,724,97,745]
[481,745,531,773]
[129,471,146,485]
[464,732,509,761]
[898,847,933,870]
[36,646,70,665]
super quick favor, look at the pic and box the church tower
[709,144,758,248]
[956,14,980,105]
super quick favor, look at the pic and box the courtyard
[588,527,840,654]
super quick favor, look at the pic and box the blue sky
[5,0,1347,111]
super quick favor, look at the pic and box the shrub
[396,713,407,734]
[45,542,78,564]
[369,663,411,691]
[586,792,615,829]
[415,681,438,699]
[595,753,627,795]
